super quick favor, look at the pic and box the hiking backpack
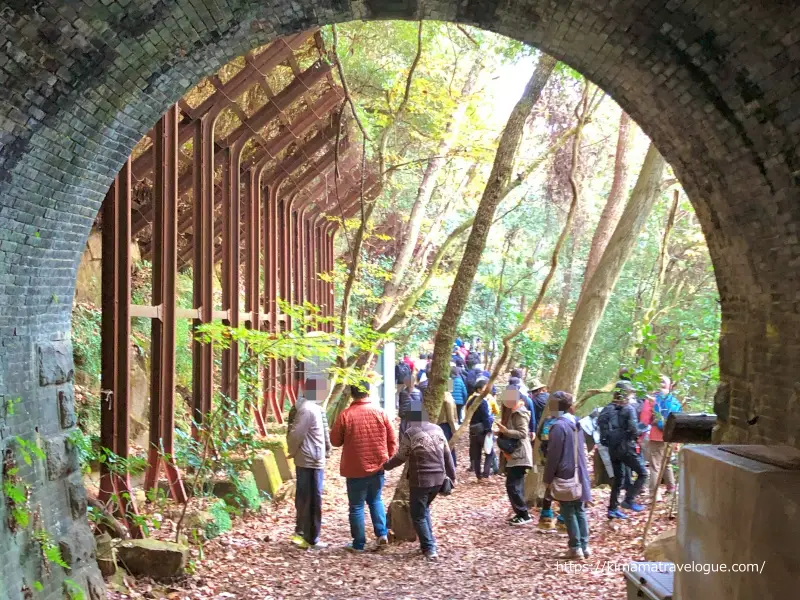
[465,368,481,396]
[597,404,626,451]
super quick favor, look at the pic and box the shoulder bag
[550,426,583,502]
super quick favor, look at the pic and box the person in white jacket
[286,377,331,549]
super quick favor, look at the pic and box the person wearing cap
[528,378,549,425]
[510,368,529,395]
[330,382,397,552]
[598,381,648,519]
[465,376,494,480]
[385,401,456,560]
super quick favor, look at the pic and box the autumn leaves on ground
[109,437,673,600]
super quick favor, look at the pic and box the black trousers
[609,451,647,510]
[295,467,323,544]
[505,466,529,518]
[469,433,492,479]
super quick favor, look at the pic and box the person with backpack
[463,357,484,398]
[385,400,456,560]
[543,392,591,559]
[465,376,494,480]
[640,375,681,500]
[449,366,468,424]
[495,386,534,525]
[598,381,649,519]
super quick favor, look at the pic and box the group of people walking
[287,377,454,559]
[287,354,681,563]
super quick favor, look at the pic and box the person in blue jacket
[450,366,468,423]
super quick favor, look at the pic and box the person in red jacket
[330,382,398,552]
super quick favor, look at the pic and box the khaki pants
[647,440,675,495]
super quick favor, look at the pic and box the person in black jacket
[465,376,493,480]
[598,381,648,519]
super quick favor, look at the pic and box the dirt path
[111,438,673,599]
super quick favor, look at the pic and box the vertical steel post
[192,117,215,438]
[244,169,267,434]
[100,159,141,535]
[145,106,187,502]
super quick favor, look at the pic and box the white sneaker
[582,546,592,558]
[565,547,585,560]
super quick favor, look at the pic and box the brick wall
[1,1,799,597]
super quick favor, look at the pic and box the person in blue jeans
[345,472,388,552]
[330,383,397,552]
[543,392,592,560]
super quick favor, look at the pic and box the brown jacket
[499,403,533,469]
[385,421,457,489]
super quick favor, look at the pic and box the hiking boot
[423,549,439,561]
[621,501,646,512]
[537,516,556,530]
[296,539,311,550]
[510,515,533,526]
[582,545,592,558]
[344,543,364,553]
[564,547,585,561]
[608,509,628,520]
[290,534,304,546]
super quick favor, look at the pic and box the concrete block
[117,539,188,581]
[250,450,283,497]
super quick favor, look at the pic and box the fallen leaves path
[111,435,673,600]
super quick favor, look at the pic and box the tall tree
[581,111,633,289]
[423,53,558,418]
[373,59,483,328]
[549,142,666,395]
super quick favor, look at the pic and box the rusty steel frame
[144,105,188,502]
[99,31,381,497]
[99,158,142,536]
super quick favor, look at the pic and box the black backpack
[598,404,626,452]
[395,362,411,383]
[465,368,481,396]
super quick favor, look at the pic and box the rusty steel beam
[221,146,241,407]
[132,61,337,237]
[192,117,215,438]
[99,158,142,536]
[144,105,187,503]
[175,124,347,267]
[130,31,317,181]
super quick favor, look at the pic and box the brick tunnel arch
[1,1,798,597]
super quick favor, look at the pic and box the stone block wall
[1,1,800,597]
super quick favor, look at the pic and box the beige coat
[438,392,458,432]
[499,404,533,469]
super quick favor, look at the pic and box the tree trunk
[549,143,666,395]
[373,60,483,328]
[423,54,558,420]
[580,110,633,290]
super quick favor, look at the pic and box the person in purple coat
[543,392,592,560]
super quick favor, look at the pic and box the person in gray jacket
[286,377,332,549]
